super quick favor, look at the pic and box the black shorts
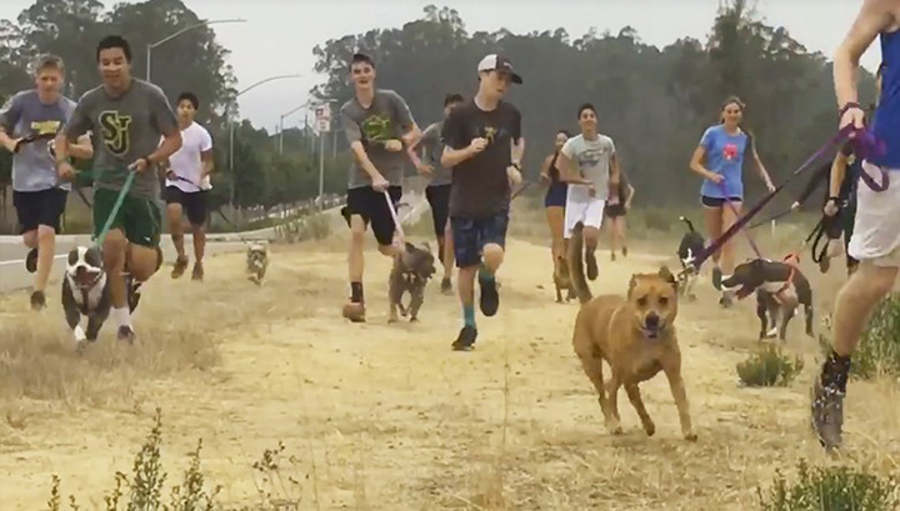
[13,188,68,234]
[164,186,208,226]
[425,184,451,236]
[604,203,626,218]
[701,195,743,208]
[341,186,402,246]
[451,211,509,268]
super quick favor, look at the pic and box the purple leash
[689,125,882,273]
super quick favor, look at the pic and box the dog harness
[773,253,800,305]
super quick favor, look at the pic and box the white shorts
[848,161,900,267]
[564,185,605,239]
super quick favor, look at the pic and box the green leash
[85,168,137,248]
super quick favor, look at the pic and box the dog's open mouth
[641,322,664,339]
[72,267,102,288]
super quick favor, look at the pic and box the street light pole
[146,18,246,82]
[227,74,304,211]
[278,100,311,155]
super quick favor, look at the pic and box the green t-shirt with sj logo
[64,78,178,199]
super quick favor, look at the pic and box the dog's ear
[627,274,638,298]
[404,241,415,252]
[658,265,678,292]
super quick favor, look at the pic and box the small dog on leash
[61,246,111,343]
[246,242,269,285]
[677,216,705,300]
[388,241,436,323]
[721,257,814,341]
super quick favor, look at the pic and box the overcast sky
[0,0,882,131]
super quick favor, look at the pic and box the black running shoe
[479,275,499,317]
[712,267,723,291]
[440,277,452,294]
[452,326,477,351]
[127,277,142,314]
[586,251,599,280]
[25,248,37,273]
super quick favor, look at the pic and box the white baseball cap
[477,54,523,84]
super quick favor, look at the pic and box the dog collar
[773,260,798,305]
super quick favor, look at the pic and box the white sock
[112,306,132,329]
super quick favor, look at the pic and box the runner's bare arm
[625,183,635,209]
[0,127,21,153]
[689,145,720,182]
[149,129,182,165]
[402,124,428,170]
[752,145,776,190]
[610,152,621,186]
[0,96,22,152]
[835,0,895,123]
[67,134,93,160]
[556,151,591,186]
[539,154,553,182]
[201,148,214,177]
[830,152,848,202]
[441,139,486,168]
[53,132,75,180]
[511,136,524,167]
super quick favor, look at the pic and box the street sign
[314,103,331,133]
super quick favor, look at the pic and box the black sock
[350,282,364,303]
[820,349,851,393]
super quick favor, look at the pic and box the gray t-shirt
[0,90,76,192]
[560,133,616,202]
[420,120,451,187]
[340,89,415,189]
[64,79,178,199]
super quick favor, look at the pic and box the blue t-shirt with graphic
[698,124,748,199]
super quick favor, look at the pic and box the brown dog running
[569,223,697,440]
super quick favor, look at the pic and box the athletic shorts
[564,197,605,239]
[451,211,509,268]
[164,186,208,226]
[604,203,626,218]
[544,181,567,208]
[701,195,742,208]
[425,184,451,236]
[13,188,68,234]
[848,161,900,267]
[341,186,402,246]
[93,188,161,248]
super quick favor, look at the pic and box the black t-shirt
[442,99,522,218]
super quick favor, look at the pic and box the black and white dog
[677,216,706,300]
[721,257,814,341]
[61,246,111,343]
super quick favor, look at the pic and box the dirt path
[1,232,898,510]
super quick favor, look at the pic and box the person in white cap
[440,54,524,351]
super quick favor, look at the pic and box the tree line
[0,0,879,232]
